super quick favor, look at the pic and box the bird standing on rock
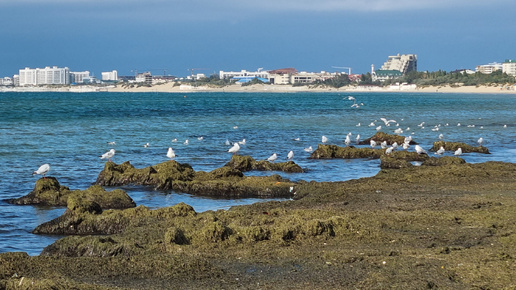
[33,164,50,178]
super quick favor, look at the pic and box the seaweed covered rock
[431,141,490,154]
[95,161,196,188]
[360,132,417,146]
[225,155,304,173]
[7,177,70,206]
[422,156,466,166]
[380,151,430,169]
[310,144,383,159]
[7,178,135,209]
[96,161,296,198]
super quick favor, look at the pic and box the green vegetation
[384,70,516,87]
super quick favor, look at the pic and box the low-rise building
[476,62,503,74]
[0,77,13,86]
[219,69,269,80]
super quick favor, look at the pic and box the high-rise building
[379,54,417,74]
[70,71,90,84]
[502,60,516,77]
[18,66,70,86]
[101,70,118,81]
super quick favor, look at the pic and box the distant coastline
[2,83,516,94]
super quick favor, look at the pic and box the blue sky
[1,0,515,77]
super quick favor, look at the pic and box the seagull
[294,137,300,141]
[385,147,393,155]
[267,153,278,162]
[392,142,399,149]
[33,164,50,178]
[238,139,246,145]
[225,139,231,146]
[478,137,484,146]
[171,138,178,143]
[368,122,376,127]
[370,140,377,148]
[100,149,116,161]
[376,125,382,131]
[356,123,361,127]
[287,150,294,160]
[436,146,445,155]
[402,142,410,150]
[322,136,328,143]
[197,136,204,141]
[438,134,444,140]
[233,126,238,129]
[184,139,189,145]
[167,147,176,160]
[394,128,403,135]
[107,141,116,145]
[415,145,426,154]
[348,96,355,101]
[380,141,388,149]
[228,142,240,155]
[304,146,313,153]
[344,135,351,147]
[144,142,150,148]
[380,118,396,126]
[356,134,361,145]
[454,148,462,156]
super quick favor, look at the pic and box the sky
[1,0,515,78]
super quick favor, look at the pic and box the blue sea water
[0,91,515,256]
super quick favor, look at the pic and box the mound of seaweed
[96,161,295,198]
[360,132,417,146]
[310,144,384,159]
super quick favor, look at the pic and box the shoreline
[2,83,516,94]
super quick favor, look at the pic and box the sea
[0,91,515,256]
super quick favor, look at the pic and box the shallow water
[0,91,515,255]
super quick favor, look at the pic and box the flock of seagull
[32,95,503,179]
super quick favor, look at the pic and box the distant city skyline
[1,0,515,78]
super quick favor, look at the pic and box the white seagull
[144,142,150,148]
[415,145,426,154]
[356,134,361,145]
[454,148,462,156]
[385,147,393,155]
[33,164,50,178]
[238,139,246,145]
[304,146,313,153]
[436,146,445,156]
[228,142,240,155]
[287,150,294,160]
[370,140,377,148]
[381,141,388,149]
[101,149,116,161]
[184,139,189,145]
[267,153,278,162]
[167,147,176,160]
[344,135,351,147]
[478,137,484,146]
[322,136,328,143]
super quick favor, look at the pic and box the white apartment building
[380,54,417,74]
[101,70,118,81]
[476,62,503,74]
[502,60,516,77]
[219,69,269,80]
[18,66,70,86]
[290,71,336,84]
[70,71,90,84]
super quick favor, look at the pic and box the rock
[96,161,296,198]
[7,178,135,209]
[225,155,304,173]
[310,144,383,159]
[431,141,490,154]
[360,132,417,146]
[422,156,466,166]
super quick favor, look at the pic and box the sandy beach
[2,83,515,94]
[106,83,516,94]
